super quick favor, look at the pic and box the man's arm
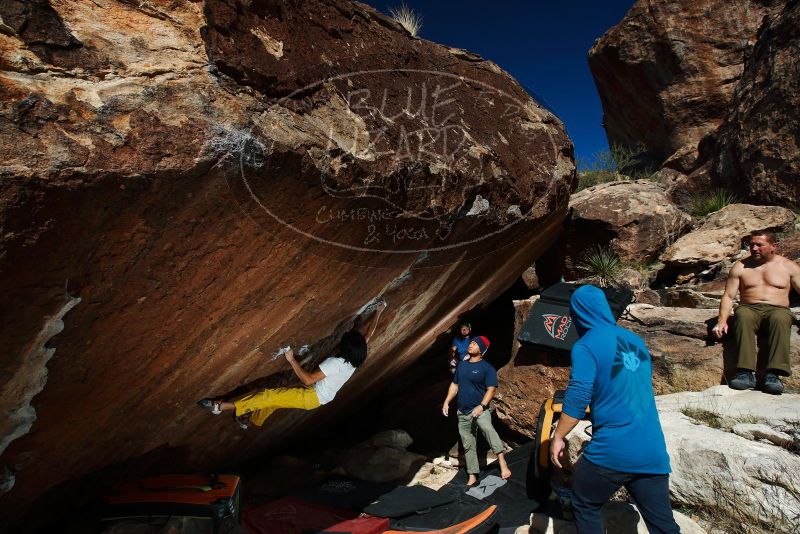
[713,262,743,338]
[551,344,596,469]
[470,386,496,418]
[285,348,325,386]
[789,261,800,296]
[442,382,458,417]
[355,300,387,343]
[550,414,580,468]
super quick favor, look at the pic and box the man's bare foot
[466,474,478,486]
[498,454,512,480]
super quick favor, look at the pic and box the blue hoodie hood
[570,285,615,332]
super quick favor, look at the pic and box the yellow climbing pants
[233,386,321,426]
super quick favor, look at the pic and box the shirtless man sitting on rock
[713,231,800,394]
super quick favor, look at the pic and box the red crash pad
[243,496,390,534]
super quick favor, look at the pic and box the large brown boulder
[588,0,782,165]
[711,0,800,205]
[621,304,724,394]
[565,180,692,275]
[659,204,796,282]
[0,0,574,522]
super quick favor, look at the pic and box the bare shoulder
[781,255,800,274]
[729,260,745,276]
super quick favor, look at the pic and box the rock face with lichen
[711,0,800,205]
[588,0,782,166]
[590,0,799,206]
[0,0,574,524]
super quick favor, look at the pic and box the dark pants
[571,458,680,534]
[733,304,793,376]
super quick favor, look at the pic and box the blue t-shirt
[563,285,671,475]
[452,359,498,414]
[452,335,471,361]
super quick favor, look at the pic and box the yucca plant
[389,3,422,36]
[688,189,740,218]
[577,245,621,287]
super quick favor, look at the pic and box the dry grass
[575,143,657,191]
[389,3,422,36]
[680,407,725,429]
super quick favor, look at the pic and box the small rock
[0,465,14,494]
[634,288,661,306]
[448,442,460,458]
[732,423,794,448]
[361,429,413,450]
[615,268,644,290]
[522,266,540,291]
[658,287,720,309]
[339,446,425,483]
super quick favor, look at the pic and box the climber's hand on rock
[284,347,295,362]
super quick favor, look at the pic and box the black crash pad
[363,485,454,518]
[518,283,633,353]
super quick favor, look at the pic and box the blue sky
[363,1,635,168]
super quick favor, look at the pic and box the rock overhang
[0,0,575,525]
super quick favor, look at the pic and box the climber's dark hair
[338,330,368,368]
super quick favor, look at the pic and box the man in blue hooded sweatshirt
[550,285,679,534]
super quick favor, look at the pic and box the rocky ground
[565,387,800,534]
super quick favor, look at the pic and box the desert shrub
[688,189,740,217]
[576,143,657,191]
[389,3,422,36]
[577,245,621,287]
[576,169,617,191]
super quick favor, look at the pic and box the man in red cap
[442,336,511,485]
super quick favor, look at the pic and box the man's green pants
[457,410,505,475]
[733,304,793,376]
